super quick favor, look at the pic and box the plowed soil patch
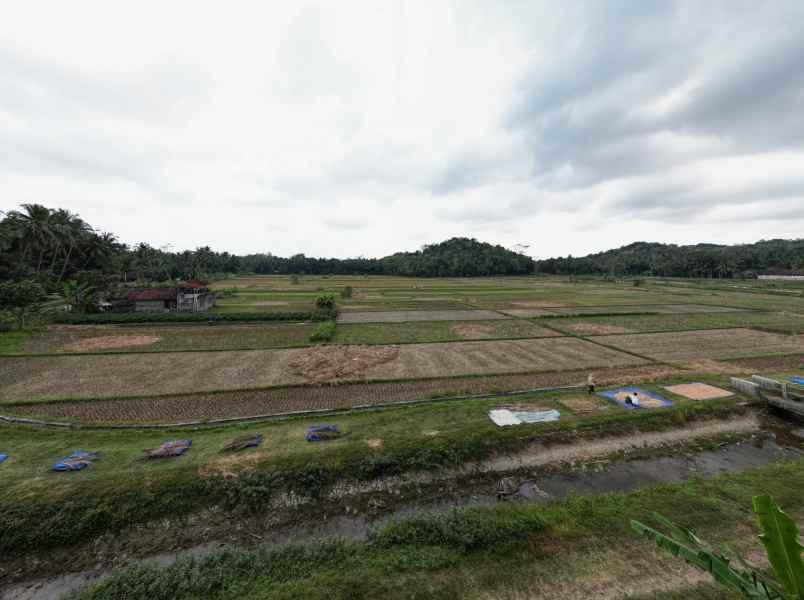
[450,324,497,339]
[565,323,633,335]
[63,335,161,352]
[288,345,399,384]
[664,383,733,400]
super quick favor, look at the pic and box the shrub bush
[340,285,353,299]
[315,293,336,310]
[309,320,336,342]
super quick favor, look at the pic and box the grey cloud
[0,46,207,124]
[605,176,804,222]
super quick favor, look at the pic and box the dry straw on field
[288,345,400,384]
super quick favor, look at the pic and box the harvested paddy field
[602,328,804,362]
[334,318,558,344]
[3,365,678,424]
[18,322,316,354]
[0,337,646,403]
[337,309,507,323]
[550,303,750,315]
[549,311,804,335]
[337,299,471,312]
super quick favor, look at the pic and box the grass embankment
[70,458,804,600]
[0,388,739,555]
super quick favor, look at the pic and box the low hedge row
[53,309,337,325]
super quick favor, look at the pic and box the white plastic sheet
[488,408,560,427]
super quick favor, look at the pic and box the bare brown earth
[3,365,678,424]
[62,335,162,352]
[337,310,509,323]
[727,353,804,371]
[664,383,734,400]
[563,323,633,335]
[551,304,750,316]
[602,328,804,362]
[450,324,498,339]
[558,396,612,414]
[0,337,646,403]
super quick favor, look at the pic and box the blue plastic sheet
[53,451,100,472]
[306,425,342,442]
[598,387,673,410]
[788,376,804,386]
[0,454,7,464]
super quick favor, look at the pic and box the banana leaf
[753,495,804,599]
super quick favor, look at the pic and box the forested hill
[535,240,804,278]
[380,238,534,277]
[241,238,534,277]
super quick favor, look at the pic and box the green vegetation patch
[0,330,32,353]
[70,458,804,600]
[14,323,317,354]
[0,390,739,554]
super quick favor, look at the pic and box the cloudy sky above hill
[2,1,803,259]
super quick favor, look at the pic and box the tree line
[535,240,804,278]
[0,205,534,290]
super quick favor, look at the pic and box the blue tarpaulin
[0,454,7,464]
[788,376,804,386]
[599,387,673,410]
[306,425,342,442]
[53,451,100,472]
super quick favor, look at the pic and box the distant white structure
[758,275,804,280]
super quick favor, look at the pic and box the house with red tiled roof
[125,282,216,312]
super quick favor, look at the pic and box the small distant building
[758,269,804,281]
[176,280,216,312]
[126,281,216,312]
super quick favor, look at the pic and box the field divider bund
[0,384,589,430]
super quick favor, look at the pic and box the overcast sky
[2,1,803,259]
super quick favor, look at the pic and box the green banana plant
[631,495,803,599]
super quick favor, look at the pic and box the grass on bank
[0,382,740,554]
[69,458,804,600]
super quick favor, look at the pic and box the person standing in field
[587,373,596,395]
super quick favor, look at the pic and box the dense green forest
[0,205,533,291]
[535,240,804,278]
[4,204,804,300]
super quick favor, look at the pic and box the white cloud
[1,0,803,260]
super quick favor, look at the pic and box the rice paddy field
[2,274,804,600]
